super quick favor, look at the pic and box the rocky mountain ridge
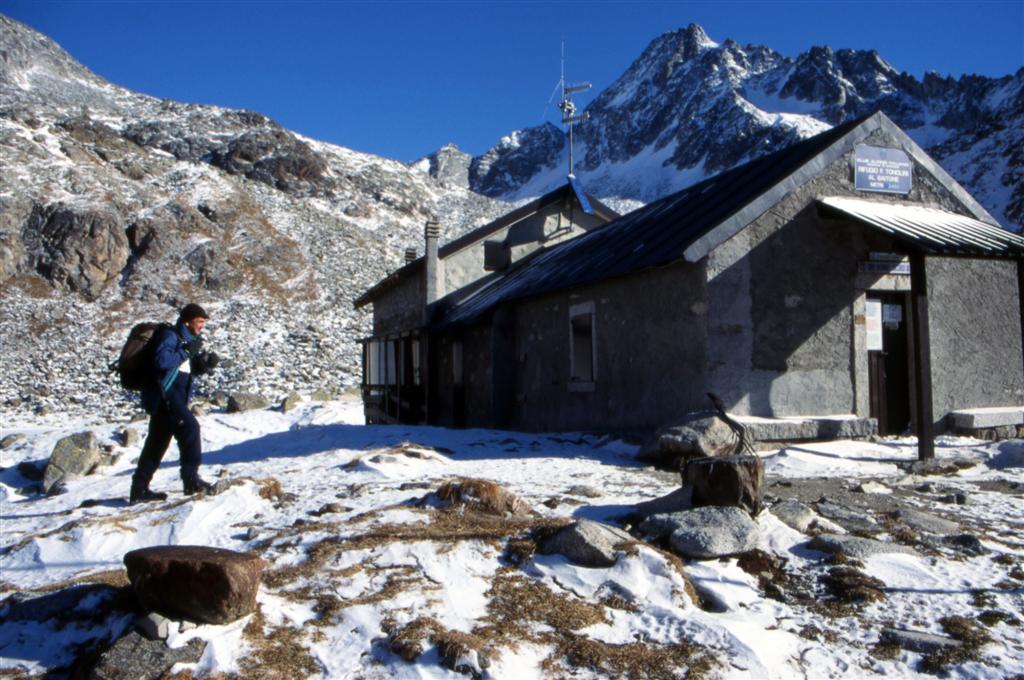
[0,15,510,421]
[419,24,1023,230]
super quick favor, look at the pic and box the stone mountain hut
[355,112,1024,458]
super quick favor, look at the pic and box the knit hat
[178,303,210,322]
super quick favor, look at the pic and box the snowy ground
[1,397,1022,678]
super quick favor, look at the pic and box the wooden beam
[910,252,934,460]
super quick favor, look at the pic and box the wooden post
[910,252,934,460]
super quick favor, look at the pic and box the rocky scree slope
[418,24,1024,230]
[0,15,509,421]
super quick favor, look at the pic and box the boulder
[90,630,205,680]
[565,484,603,498]
[310,388,333,402]
[641,506,759,559]
[227,393,271,413]
[42,431,100,494]
[770,499,820,533]
[121,428,140,448]
[123,545,264,624]
[807,534,917,559]
[538,519,634,568]
[280,392,302,413]
[684,454,764,516]
[636,411,739,468]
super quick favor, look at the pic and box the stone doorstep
[732,415,877,443]
[949,406,1024,430]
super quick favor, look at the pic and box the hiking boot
[130,488,168,504]
[183,478,214,495]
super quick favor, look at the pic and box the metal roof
[817,197,1024,258]
[353,180,618,308]
[437,115,874,329]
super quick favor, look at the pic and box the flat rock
[641,506,759,559]
[879,628,960,654]
[42,431,100,494]
[280,392,302,413]
[807,534,917,559]
[538,519,634,568]
[124,545,264,624]
[890,508,959,535]
[91,630,205,680]
[815,500,880,534]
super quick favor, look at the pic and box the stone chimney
[424,220,442,306]
[405,247,417,264]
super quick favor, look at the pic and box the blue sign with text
[854,145,912,194]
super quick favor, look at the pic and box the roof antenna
[558,41,591,178]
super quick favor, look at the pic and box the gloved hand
[184,335,204,358]
[191,351,221,375]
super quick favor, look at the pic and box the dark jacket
[141,322,199,414]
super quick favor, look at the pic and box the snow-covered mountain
[422,24,1023,230]
[0,15,510,420]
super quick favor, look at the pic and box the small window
[569,302,595,386]
[452,340,463,385]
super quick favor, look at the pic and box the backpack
[113,322,173,390]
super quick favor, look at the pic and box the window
[569,302,596,387]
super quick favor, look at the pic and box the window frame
[568,301,596,391]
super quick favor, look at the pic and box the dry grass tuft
[238,608,322,678]
[478,568,608,642]
[821,566,886,604]
[549,633,715,680]
[916,615,993,674]
[434,479,534,517]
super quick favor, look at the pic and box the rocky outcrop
[123,545,264,624]
[458,24,1023,231]
[21,203,129,300]
[42,431,100,493]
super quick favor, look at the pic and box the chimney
[424,220,442,307]
[405,247,417,264]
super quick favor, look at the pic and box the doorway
[867,293,911,435]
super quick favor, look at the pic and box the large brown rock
[124,546,264,624]
[684,454,765,516]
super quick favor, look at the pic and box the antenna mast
[558,43,591,177]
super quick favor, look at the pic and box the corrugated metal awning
[818,196,1024,258]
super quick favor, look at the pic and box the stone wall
[371,276,423,337]
[508,262,707,432]
[706,126,993,418]
[927,257,1024,423]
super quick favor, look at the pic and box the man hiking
[130,303,220,504]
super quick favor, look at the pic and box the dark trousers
[132,395,202,490]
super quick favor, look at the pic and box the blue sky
[3,1,1023,162]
